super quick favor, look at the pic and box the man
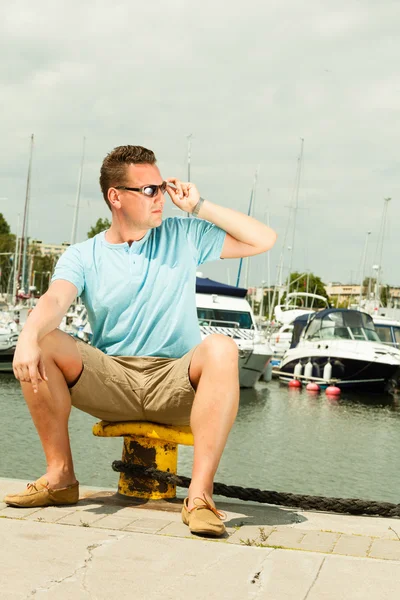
[5,145,277,537]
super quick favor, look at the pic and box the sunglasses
[115,181,168,198]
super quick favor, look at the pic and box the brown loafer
[182,494,226,537]
[4,477,79,508]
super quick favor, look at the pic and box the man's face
[113,163,166,229]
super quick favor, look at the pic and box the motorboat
[268,292,330,368]
[278,308,400,392]
[273,292,330,325]
[0,314,20,373]
[196,277,272,388]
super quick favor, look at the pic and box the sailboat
[0,135,34,372]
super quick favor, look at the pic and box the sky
[1,0,399,288]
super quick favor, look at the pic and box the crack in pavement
[28,534,126,598]
[302,556,326,600]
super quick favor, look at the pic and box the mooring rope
[112,460,400,518]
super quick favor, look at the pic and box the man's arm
[19,280,78,343]
[166,179,277,258]
[13,280,78,391]
[194,199,277,259]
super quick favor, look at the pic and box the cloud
[1,0,399,288]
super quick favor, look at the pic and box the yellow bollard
[92,421,194,500]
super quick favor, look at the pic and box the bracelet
[192,196,205,218]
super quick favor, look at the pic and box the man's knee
[39,330,82,379]
[39,329,70,356]
[199,334,239,366]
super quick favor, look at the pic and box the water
[1,374,399,504]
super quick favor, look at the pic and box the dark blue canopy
[290,308,375,348]
[195,277,248,298]
[308,308,373,327]
[290,313,313,348]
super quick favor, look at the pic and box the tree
[362,277,376,298]
[380,285,390,308]
[87,218,111,239]
[29,242,58,296]
[283,271,330,308]
[0,233,15,294]
[0,213,10,235]
[0,213,14,293]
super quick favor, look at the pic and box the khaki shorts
[70,341,197,426]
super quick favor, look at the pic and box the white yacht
[268,292,330,368]
[273,292,330,325]
[279,309,400,392]
[196,277,272,388]
[0,311,21,372]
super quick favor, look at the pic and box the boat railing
[198,318,242,328]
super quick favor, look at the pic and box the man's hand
[166,178,200,214]
[13,337,48,394]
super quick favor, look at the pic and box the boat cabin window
[375,324,400,348]
[375,325,393,345]
[197,308,253,329]
[304,311,381,342]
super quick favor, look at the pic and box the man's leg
[187,334,239,509]
[18,329,83,489]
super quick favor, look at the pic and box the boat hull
[0,348,15,373]
[239,349,271,388]
[280,354,400,392]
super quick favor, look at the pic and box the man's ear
[108,188,120,208]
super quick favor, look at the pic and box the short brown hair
[99,145,156,209]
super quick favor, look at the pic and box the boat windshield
[197,308,253,329]
[375,324,400,348]
[304,311,381,342]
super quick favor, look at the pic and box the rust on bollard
[92,421,194,500]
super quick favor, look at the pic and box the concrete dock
[1,477,400,599]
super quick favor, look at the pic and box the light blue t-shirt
[51,217,226,358]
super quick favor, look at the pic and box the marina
[1,375,399,505]
[1,0,400,596]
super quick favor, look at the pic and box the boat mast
[358,231,371,307]
[17,134,34,299]
[286,137,304,297]
[70,137,86,245]
[186,133,192,218]
[236,168,258,287]
[236,186,253,287]
[373,197,391,309]
[244,167,258,291]
[10,214,20,303]
[269,206,291,320]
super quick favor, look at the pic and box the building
[325,283,400,308]
[30,240,71,257]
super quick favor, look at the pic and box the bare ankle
[45,467,77,488]
[188,486,214,510]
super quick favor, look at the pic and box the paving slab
[264,528,306,550]
[124,517,174,533]
[369,539,400,561]
[306,554,400,600]
[299,531,339,553]
[56,510,106,527]
[292,510,400,540]
[227,524,275,545]
[91,514,139,530]
[24,507,74,524]
[332,534,373,557]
